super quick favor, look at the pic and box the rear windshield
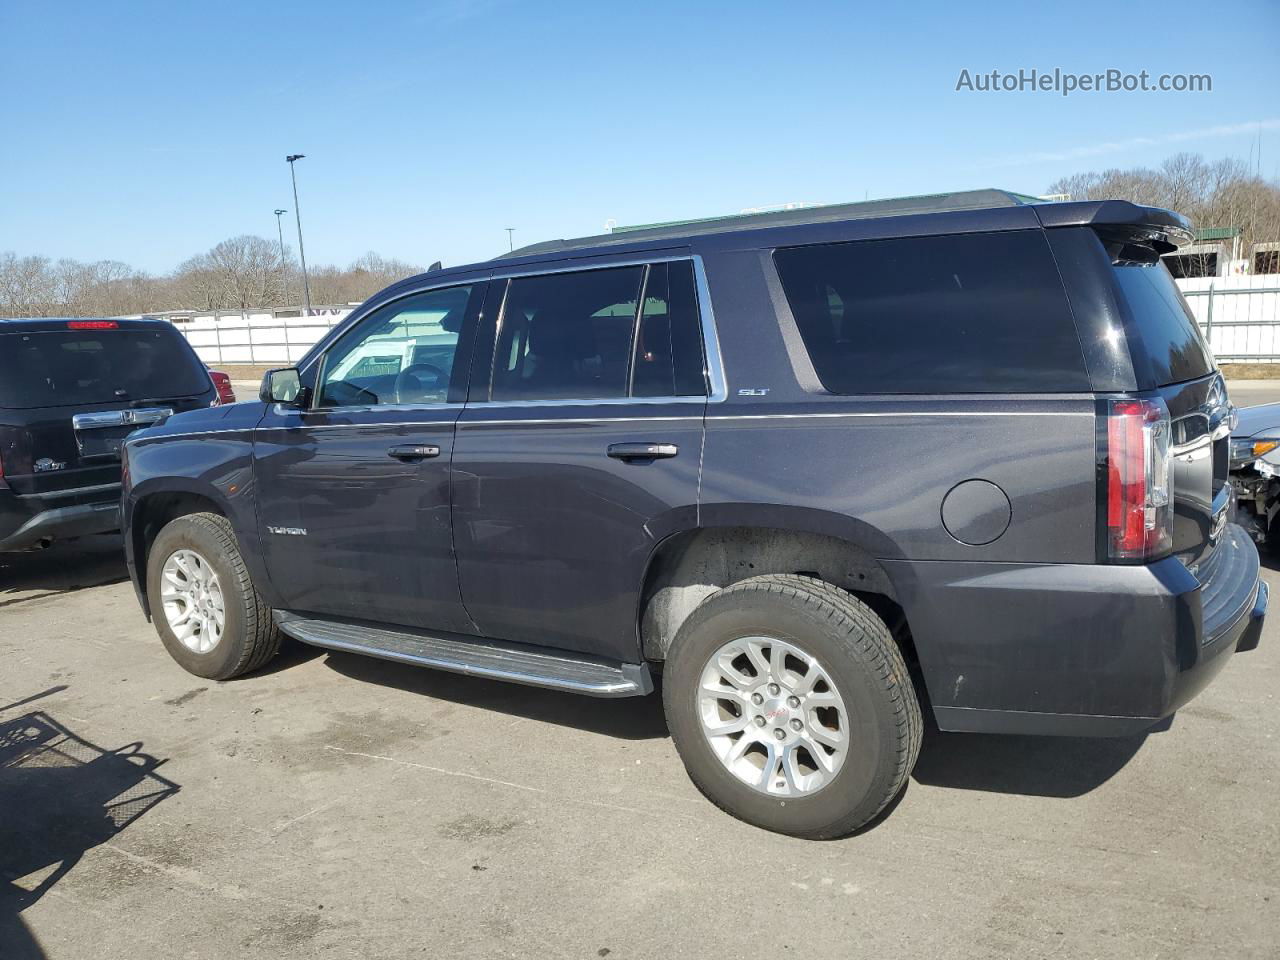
[0,327,209,408]
[1110,261,1215,386]
[773,230,1090,394]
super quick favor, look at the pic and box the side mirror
[260,368,306,406]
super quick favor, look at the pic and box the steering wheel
[394,362,447,403]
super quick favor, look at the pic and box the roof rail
[497,188,1044,259]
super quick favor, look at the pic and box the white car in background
[1230,402,1280,545]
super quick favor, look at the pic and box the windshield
[0,327,210,408]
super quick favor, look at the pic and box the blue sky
[2,0,1277,273]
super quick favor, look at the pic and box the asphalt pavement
[2,534,1277,959]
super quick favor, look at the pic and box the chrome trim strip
[261,420,461,431]
[72,407,174,430]
[460,415,705,426]
[15,481,121,500]
[125,426,251,444]
[489,252,692,281]
[294,401,465,416]
[706,410,1091,420]
[469,396,706,410]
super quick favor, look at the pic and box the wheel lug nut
[751,693,764,705]
[767,683,780,696]
[790,719,803,731]
[773,728,786,740]
[754,716,766,727]
[787,696,800,708]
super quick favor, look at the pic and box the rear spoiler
[1035,199,1194,253]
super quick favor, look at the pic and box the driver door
[253,281,487,634]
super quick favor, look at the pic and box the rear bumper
[884,523,1266,737]
[0,483,121,551]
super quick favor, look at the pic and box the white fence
[161,277,1280,367]
[159,306,356,366]
[1176,277,1280,362]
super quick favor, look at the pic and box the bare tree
[0,253,57,316]
[1,239,426,317]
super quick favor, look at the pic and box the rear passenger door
[452,257,716,662]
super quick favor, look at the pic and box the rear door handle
[607,442,679,461]
[388,444,441,461]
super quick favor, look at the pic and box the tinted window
[631,261,708,397]
[1111,261,1214,385]
[318,285,473,407]
[773,231,1090,394]
[0,327,209,408]
[492,267,643,401]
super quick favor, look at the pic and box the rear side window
[1110,261,1214,386]
[491,261,708,402]
[773,230,1090,394]
[632,261,707,397]
[0,327,209,408]
[493,266,643,401]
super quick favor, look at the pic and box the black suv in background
[0,318,218,551]
[121,190,1267,838]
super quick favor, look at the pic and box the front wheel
[146,512,281,680]
[663,574,922,838]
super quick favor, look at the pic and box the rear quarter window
[1109,260,1214,386]
[773,230,1090,394]
[0,326,209,408]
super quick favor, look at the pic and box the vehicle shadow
[322,651,671,741]
[0,534,129,609]
[910,708,1152,798]
[0,704,179,958]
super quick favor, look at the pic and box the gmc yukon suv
[120,190,1266,838]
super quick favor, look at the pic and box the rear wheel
[663,574,921,838]
[146,512,281,679]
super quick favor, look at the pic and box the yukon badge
[34,457,67,473]
[267,525,308,536]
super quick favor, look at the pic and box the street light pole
[273,208,292,307]
[285,154,312,315]
[506,227,515,252]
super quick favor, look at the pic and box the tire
[146,512,281,680]
[663,574,922,838]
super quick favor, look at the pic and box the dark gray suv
[120,189,1266,838]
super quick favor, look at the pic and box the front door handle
[607,442,679,461]
[388,443,441,461]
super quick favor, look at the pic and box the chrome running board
[274,612,653,698]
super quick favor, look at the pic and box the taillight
[208,370,236,405]
[1104,398,1172,562]
[67,320,119,329]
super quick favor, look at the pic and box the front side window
[490,261,708,402]
[318,285,474,407]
